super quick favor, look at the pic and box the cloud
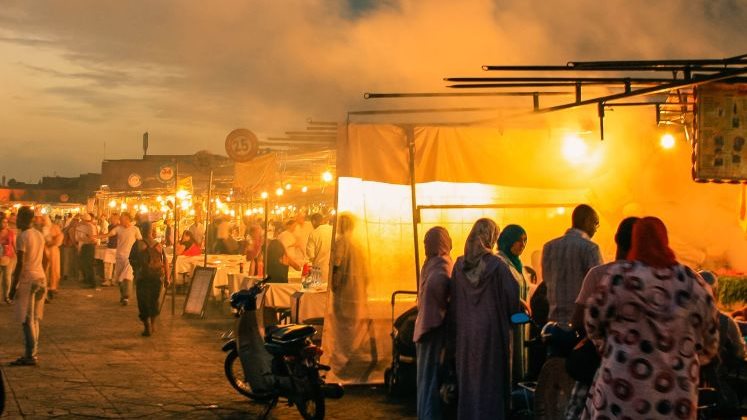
[19,62,130,87]
[0,0,746,179]
[0,36,56,47]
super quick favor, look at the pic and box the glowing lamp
[301,186,308,193]
[120,203,128,210]
[285,183,292,190]
[562,134,587,164]
[660,133,675,149]
[260,191,269,200]
[556,207,566,215]
[176,190,188,199]
[108,200,117,208]
[322,171,333,183]
[275,188,284,196]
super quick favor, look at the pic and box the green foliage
[717,276,747,308]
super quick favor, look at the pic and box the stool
[214,285,231,302]
[274,307,292,325]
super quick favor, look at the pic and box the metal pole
[171,161,178,315]
[263,198,269,276]
[205,169,213,267]
[406,126,421,289]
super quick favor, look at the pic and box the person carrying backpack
[130,222,170,337]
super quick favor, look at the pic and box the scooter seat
[267,324,316,344]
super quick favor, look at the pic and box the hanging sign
[158,164,175,183]
[127,173,143,188]
[693,83,747,182]
[225,128,259,162]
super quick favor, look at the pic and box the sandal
[10,357,37,366]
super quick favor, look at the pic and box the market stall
[321,106,747,383]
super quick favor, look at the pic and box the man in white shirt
[278,219,303,269]
[188,214,206,248]
[294,212,314,260]
[9,206,46,366]
[106,213,142,305]
[75,213,98,288]
[306,213,332,282]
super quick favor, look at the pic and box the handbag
[0,243,7,266]
[565,337,600,385]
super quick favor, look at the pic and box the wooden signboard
[693,83,747,183]
[183,266,217,318]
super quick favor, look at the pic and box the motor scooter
[222,278,343,419]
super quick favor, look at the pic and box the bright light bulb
[556,207,566,215]
[139,204,148,213]
[156,195,163,202]
[41,207,48,215]
[276,188,284,196]
[660,133,675,149]
[322,170,333,183]
[562,134,588,164]
[260,191,269,200]
[108,200,117,208]
[301,186,308,193]
[120,203,128,210]
[285,183,292,190]
[189,209,195,216]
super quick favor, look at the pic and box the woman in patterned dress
[583,217,719,420]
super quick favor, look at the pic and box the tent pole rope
[407,126,421,289]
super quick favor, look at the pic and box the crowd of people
[413,205,747,420]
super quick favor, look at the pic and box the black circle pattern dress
[582,261,719,420]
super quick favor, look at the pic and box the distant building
[99,153,234,195]
[0,173,100,204]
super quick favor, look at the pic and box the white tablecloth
[174,254,248,295]
[290,290,328,323]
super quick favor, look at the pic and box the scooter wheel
[224,349,265,400]
[296,382,325,420]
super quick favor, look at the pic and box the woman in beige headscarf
[42,216,63,300]
[449,218,520,419]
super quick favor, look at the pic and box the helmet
[540,322,578,357]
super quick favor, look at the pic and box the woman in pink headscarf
[414,226,453,420]
[583,217,719,420]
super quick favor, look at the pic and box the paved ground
[0,278,416,419]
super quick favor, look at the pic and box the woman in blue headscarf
[497,224,529,385]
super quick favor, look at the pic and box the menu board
[183,266,216,317]
[694,83,747,182]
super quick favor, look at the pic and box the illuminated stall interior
[321,55,747,383]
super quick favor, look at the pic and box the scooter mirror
[510,312,531,325]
